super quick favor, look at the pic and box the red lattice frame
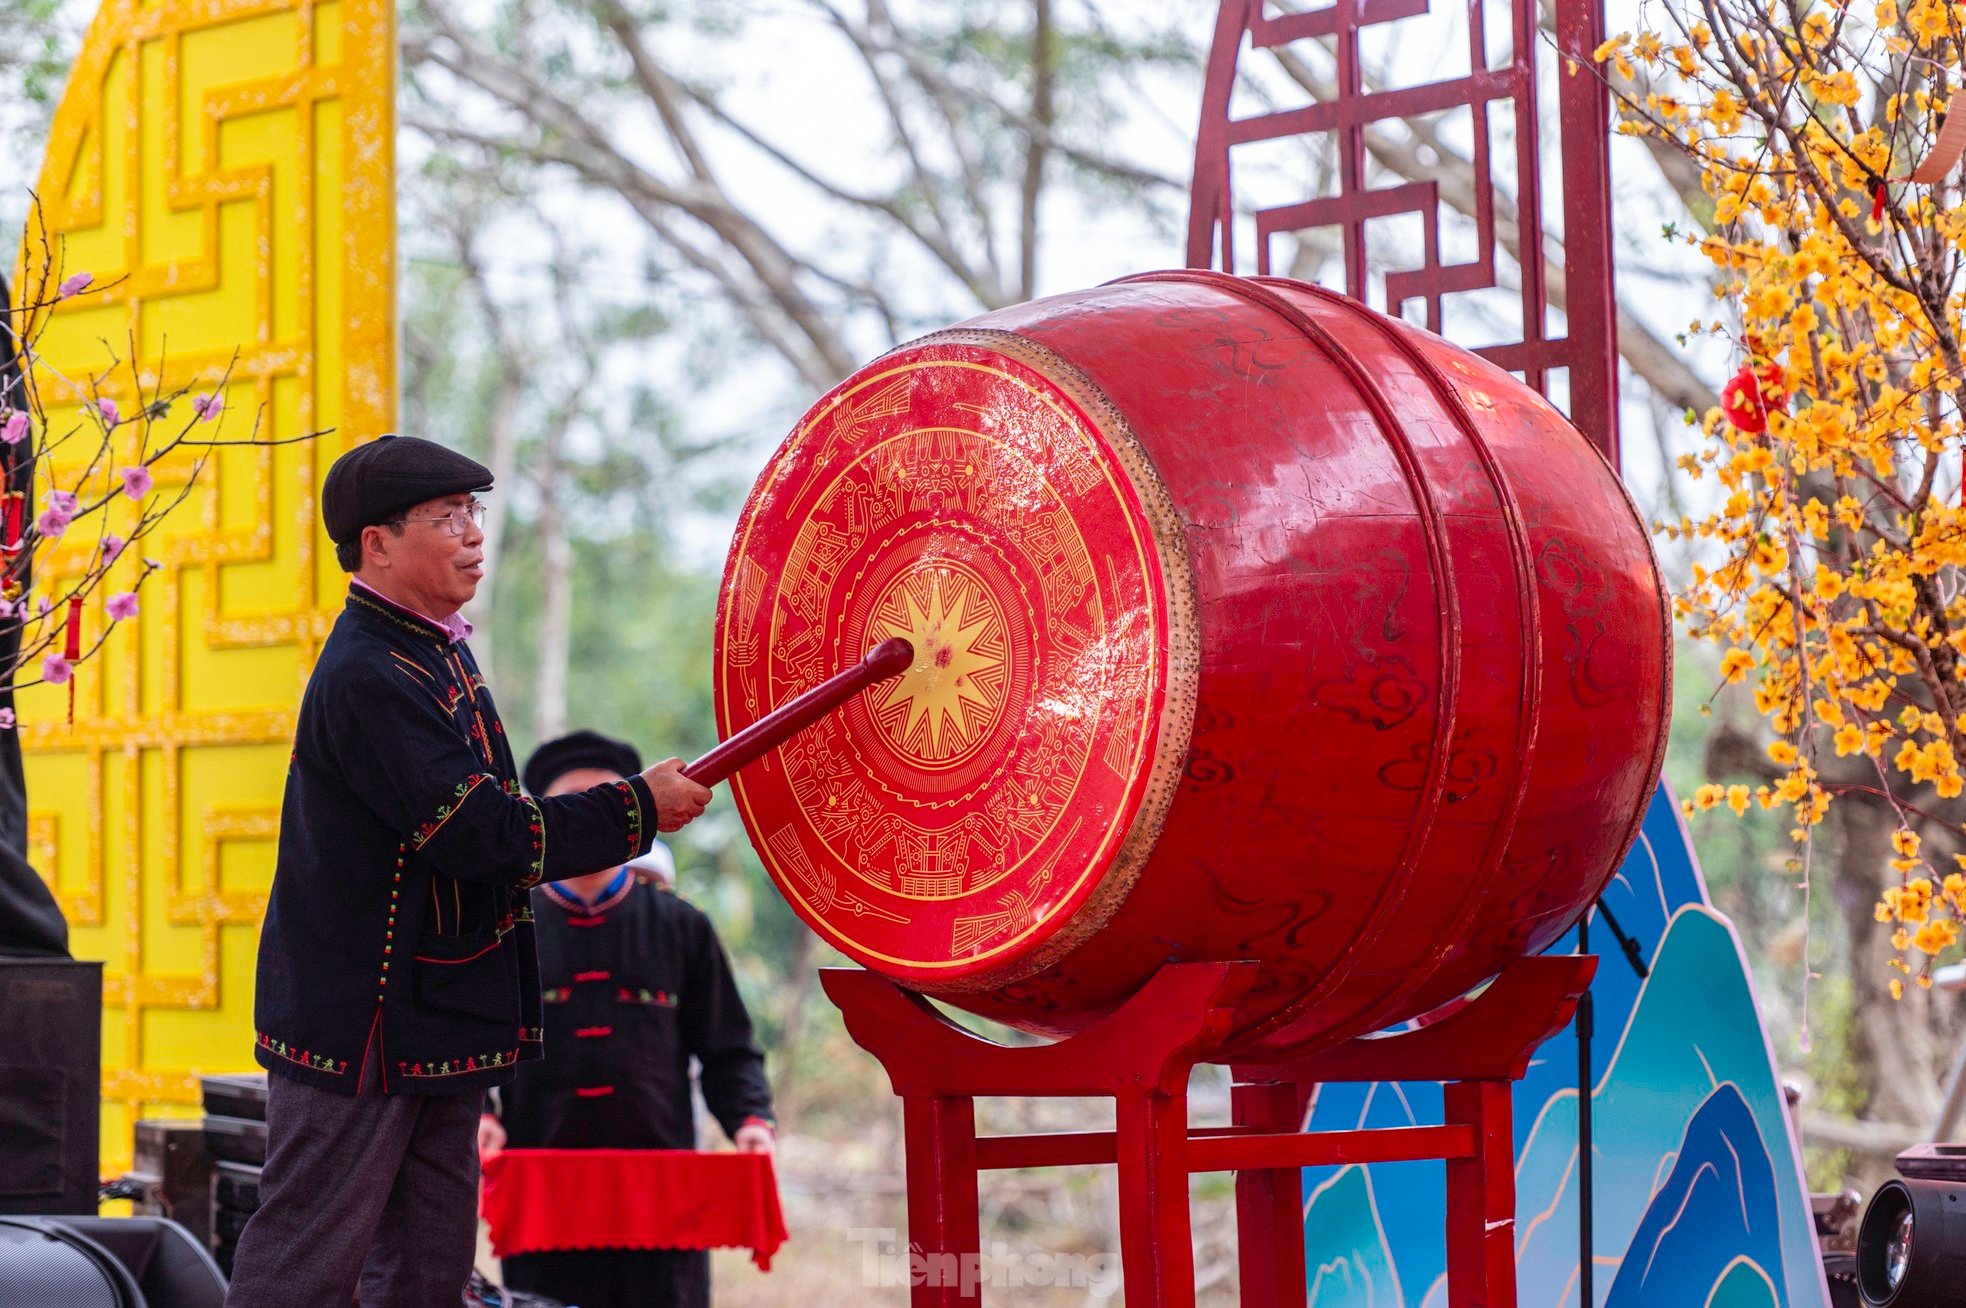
[1186,0,1622,464]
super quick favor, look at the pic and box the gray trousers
[223,1072,483,1308]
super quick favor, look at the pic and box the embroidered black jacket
[252,587,658,1096]
[495,879,774,1149]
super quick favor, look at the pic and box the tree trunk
[456,237,524,675]
[472,360,523,677]
[769,921,820,1101]
[1018,0,1055,301]
[532,411,574,745]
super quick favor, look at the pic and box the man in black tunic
[481,729,777,1308]
[224,436,714,1308]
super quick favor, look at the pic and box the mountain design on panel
[1601,1084,1784,1308]
[1299,783,1829,1308]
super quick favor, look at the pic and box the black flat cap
[321,434,493,544]
[524,730,645,797]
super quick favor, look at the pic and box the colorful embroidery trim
[257,1030,349,1075]
[519,1025,545,1043]
[541,879,632,917]
[413,774,494,850]
[618,986,679,1008]
[350,589,447,643]
[519,795,546,888]
[615,779,642,860]
[541,987,573,1005]
[388,650,437,684]
[397,1048,518,1078]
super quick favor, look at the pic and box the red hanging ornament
[1720,358,1789,434]
[63,595,81,727]
[3,492,22,555]
[1872,181,1888,223]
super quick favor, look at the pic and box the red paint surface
[718,271,1669,1056]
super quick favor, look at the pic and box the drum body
[715,270,1669,1055]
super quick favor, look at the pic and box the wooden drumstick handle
[682,637,914,787]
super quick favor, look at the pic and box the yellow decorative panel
[16,0,395,1167]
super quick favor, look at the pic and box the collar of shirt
[552,866,629,909]
[349,576,473,643]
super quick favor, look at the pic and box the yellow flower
[1815,70,1862,107]
[1592,34,1629,62]
[1708,89,1743,134]
[1834,722,1865,755]
[1908,0,1950,38]
[1727,784,1751,816]
[1913,919,1960,955]
[1720,648,1756,683]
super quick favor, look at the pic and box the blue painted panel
[1299,781,1830,1307]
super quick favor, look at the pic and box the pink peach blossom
[41,653,70,685]
[101,533,125,563]
[119,465,152,500]
[34,508,69,539]
[192,393,224,422]
[1,412,26,444]
[96,398,118,426]
[105,592,138,622]
[57,272,92,299]
[0,709,18,729]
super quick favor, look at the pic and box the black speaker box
[0,958,102,1215]
[128,1118,214,1250]
[197,1073,265,1122]
[211,1161,259,1215]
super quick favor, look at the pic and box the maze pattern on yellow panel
[17,0,395,1167]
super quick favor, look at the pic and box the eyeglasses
[394,500,487,537]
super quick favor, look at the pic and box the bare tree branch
[1267,43,1721,414]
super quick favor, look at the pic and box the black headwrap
[523,730,644,797]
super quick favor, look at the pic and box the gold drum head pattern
[715,336,1186,986]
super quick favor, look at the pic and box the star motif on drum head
[872,568,1007,763]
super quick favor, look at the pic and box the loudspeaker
[0,1216,227,1308]
[0,1217,140,1307]
[128,1119,214,1250]
[0,958,102,1215]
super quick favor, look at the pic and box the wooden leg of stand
[904,1094,983,1307]
[1114,1089,1195,1308]
[1231,1080,1308,1308]
[1443,1081,1517,1308]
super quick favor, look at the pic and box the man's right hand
[641,757,713,832]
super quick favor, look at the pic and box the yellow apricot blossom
[1605,0,1966,989]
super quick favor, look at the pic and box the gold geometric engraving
[765,825,907,923]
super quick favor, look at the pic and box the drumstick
[682,637,915,787]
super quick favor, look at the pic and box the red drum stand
[821,954,1595,1308]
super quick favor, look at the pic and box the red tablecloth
[480,1148,788,1270]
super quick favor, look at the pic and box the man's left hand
[734,1121,775,1155]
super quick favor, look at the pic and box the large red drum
[714,270,1669,1054]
